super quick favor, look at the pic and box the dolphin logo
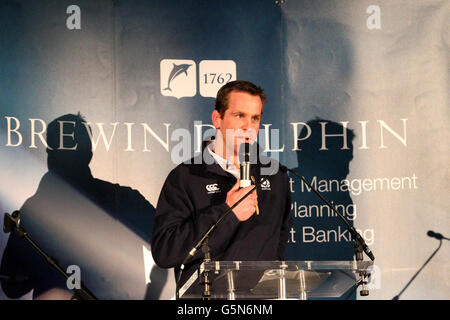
[163,63,192,92]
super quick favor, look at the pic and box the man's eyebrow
[231,110,262,117]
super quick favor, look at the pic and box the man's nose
[241,117,252,130]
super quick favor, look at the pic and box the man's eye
[252,116,260,121]
[236,114,243,118]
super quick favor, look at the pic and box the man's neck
[212,139,240,169]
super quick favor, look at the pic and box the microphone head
[3,211,21,234]
[238,142,251,164]
[427,230,443,240]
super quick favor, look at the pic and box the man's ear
[211,110,222,129]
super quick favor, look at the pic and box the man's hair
[215,80,266,117]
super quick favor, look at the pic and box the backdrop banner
[0,0,448,300]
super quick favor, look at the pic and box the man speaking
[151,80,293,290]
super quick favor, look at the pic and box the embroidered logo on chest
[260,178,271,191]
[206,183,221,194]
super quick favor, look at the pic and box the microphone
[2,210,97,299]
[427,230,449,241]
[239,142,259,215]
[3,211,21,234]
[239,142,251,188]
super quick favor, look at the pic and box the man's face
[212,90,263,157]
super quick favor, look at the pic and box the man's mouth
[236,136,251,142]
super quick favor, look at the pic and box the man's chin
[236,136,255,145]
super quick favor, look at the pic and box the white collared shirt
[206,142,240,179]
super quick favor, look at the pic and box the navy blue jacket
[151,145,293,288]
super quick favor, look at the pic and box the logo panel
[199,60,237,98]
[160,59,196,99]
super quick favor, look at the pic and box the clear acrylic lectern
[178,260,373,300]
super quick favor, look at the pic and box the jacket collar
[197,140,272,179]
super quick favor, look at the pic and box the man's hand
[226,179,258,222]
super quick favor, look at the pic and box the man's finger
[231,179,240,191]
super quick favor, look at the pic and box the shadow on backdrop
[285,119,356,299]
[286,118,356,260]
[0,113,167,299]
